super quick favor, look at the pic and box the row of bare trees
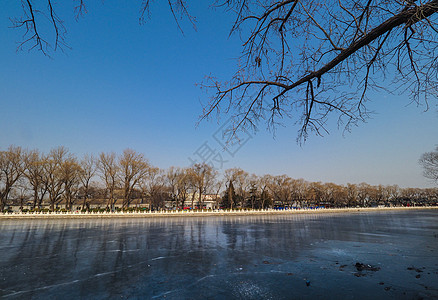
[1,145,437,211]
[220,169,438,209]
[0,145,220,211]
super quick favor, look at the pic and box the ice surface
[0,210,437,299]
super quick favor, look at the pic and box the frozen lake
[1,210,437,299]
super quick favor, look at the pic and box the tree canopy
[9,0,438,141]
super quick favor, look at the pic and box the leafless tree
[59,156,81,210]
[212,180,223,209]
[419,146,438,184]
[23,149,48,209]
[176,167,193,208]
[233,169,250,208]
[191,163,217,209]
[0,146,25,211]
[346,183,359,207]
[11,177,31,210]
[246,173,260,209]
[201,0,438,141]
[98,152,119,210]
[43,146,69,211]
[401,187,421,205]
[386,184,400,205]
[224,167,249,208]
[356,182,371,206]
[140,166,168,209]
[78,154,97,210]
[258,174,272,208]
[290,178,308,207]
[119,149,150,208]
[267,174,294,207]
[9,1,438,141]
[165,166,181,208]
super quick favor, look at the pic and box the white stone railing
[1,206,436,218]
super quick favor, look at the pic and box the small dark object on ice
[379,282,385,285]
[263,261,270,264]
[407,267,423,273]
[355,262,380,272]
[384,286,391,291]
[416,274,421,279]
[354,273,366,277]
[286,273,293,276]
[306,280,310,286]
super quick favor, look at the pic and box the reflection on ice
[0,210,437,299]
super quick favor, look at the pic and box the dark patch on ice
[355,262,380,272]
[407,266,424,273]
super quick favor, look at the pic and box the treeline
[0,145,437,212]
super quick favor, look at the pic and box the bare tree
[346,183,359,207]
[247,173,259,209]
[201,1,438,141]
[419,146,438,184]
[119,149,150,208]
[357,182,371,207]
[166,166,183,208]
[386,184,400,205]
[0,146,25,211]
[12,177,31,210]
[290,178,308,207]
[44,146,69,211]
[233,169,250,208]
[307,181,330,206]
[59,156,81,210]
[267,174,294,207]
[401,187,421,205]
[98,152,119,210]
[9,1,195,55]
[78,154,97,210]
[176,167,193,208]
[212,180,223,209]
[9,1,438,141]
[258,174,273,208]
[23,149,48,209]
[224,167,249,208]
[191,163,218,209]
[140,167,168,210]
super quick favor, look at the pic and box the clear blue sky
[1,1,437,188]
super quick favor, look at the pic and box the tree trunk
[198,187,203,209]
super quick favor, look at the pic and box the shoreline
[0,206,437,220]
